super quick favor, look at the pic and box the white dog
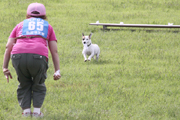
[82,33,100,62]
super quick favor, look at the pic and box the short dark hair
[26,11,47,20]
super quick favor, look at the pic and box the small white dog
[82,33,100,62]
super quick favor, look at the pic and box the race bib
[22,18,49,38]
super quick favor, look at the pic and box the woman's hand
[3,68,12,83]
[53,70,61,80]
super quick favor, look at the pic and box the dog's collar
[87,43,91,47]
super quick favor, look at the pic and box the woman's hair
[26,11,47,20]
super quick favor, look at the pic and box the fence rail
[89,23,180,30]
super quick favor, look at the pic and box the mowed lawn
[0,0,180,120]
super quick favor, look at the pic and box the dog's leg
[88,53,94,61]
[83,53,87,62]
[82,49,88,62]
[96,52,100,61]
[96,55,99,61]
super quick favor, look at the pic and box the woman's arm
[48,41,61,80]
[3,38,16,82]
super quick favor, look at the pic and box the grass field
[1,0,180,119]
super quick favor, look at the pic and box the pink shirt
[9,19,57,58]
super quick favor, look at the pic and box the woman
[2,2,61,117]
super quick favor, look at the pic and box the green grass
[1,0,180,119]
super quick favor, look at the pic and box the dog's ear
[82,33,84,37]
[89,33,93,39]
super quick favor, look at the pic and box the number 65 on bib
[22,18,49,38]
